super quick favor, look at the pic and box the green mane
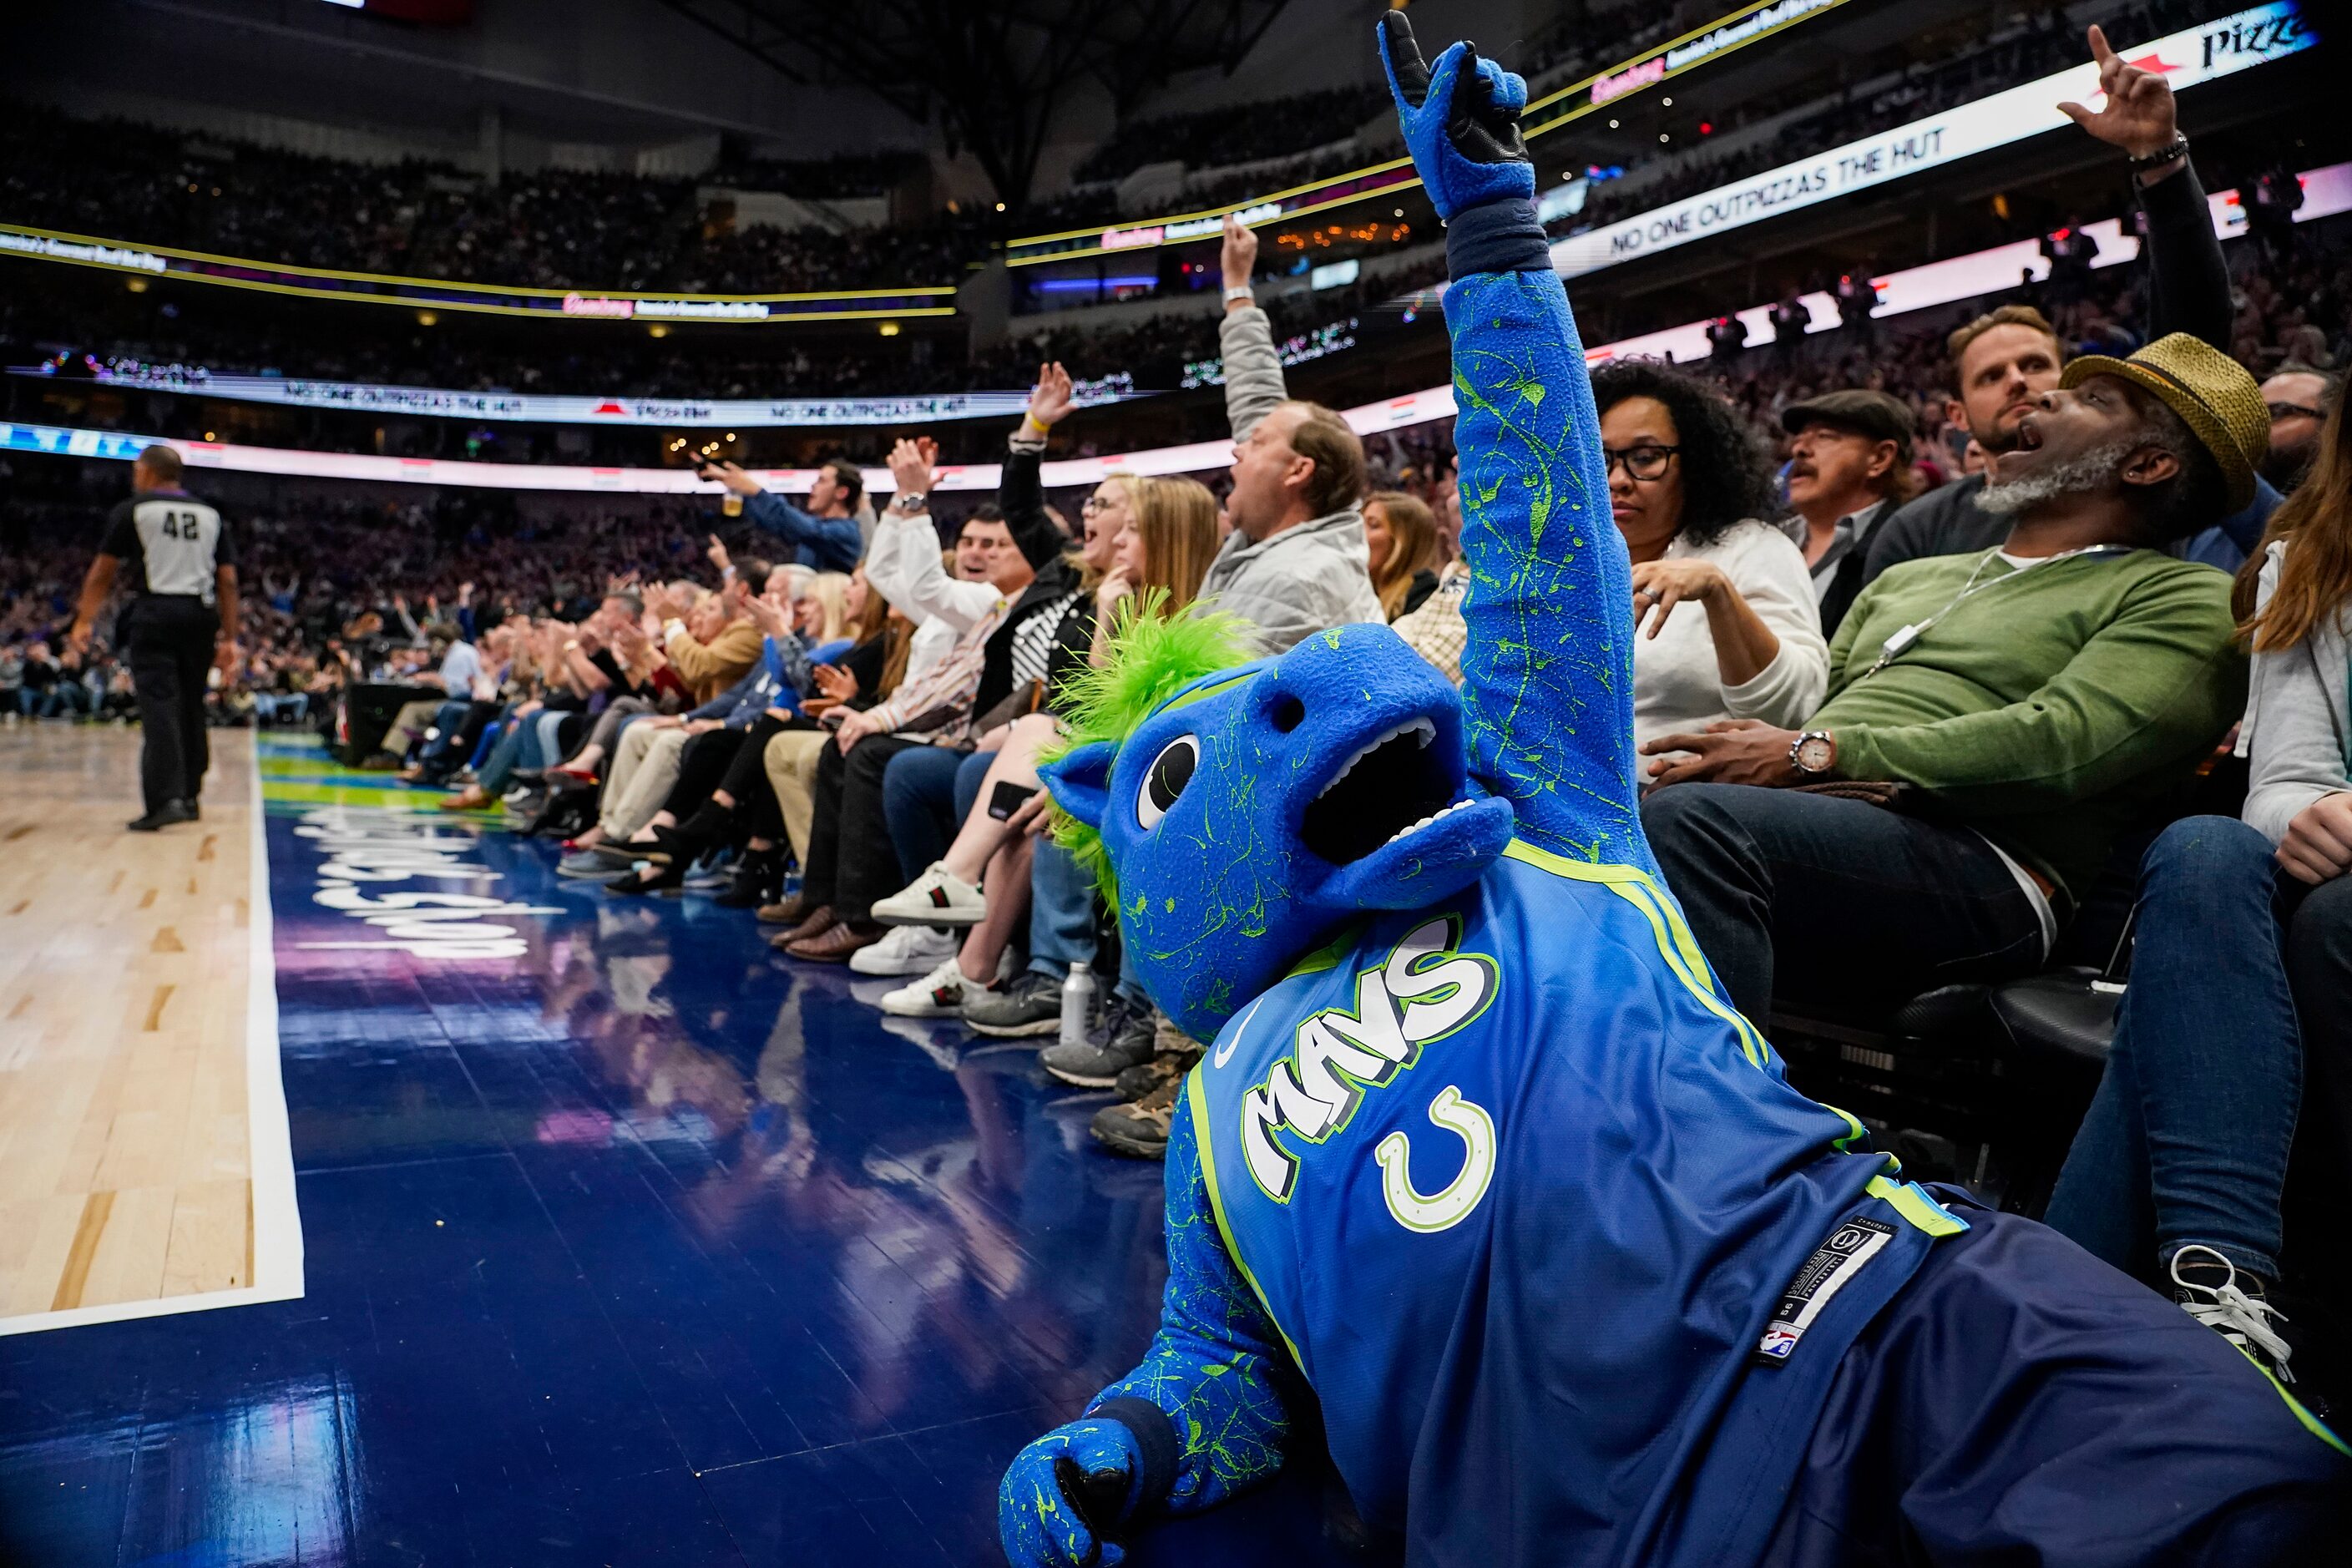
[1043,593,1260,903]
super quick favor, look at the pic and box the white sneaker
[881,958,971,1017]
[848,923,960,976]
[871,862,988,927]
[2169,1245,2296,1382]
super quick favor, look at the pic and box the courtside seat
[1769,966,2119,1213]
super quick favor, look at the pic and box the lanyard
[1863,545,2134,677]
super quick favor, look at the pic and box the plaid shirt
[1391,563,1469,685]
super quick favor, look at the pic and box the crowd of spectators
[18,47,2352,1409]
[0,0,2253,377]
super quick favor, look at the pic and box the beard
[2260,438,2319,494]
[1974,440,2134,516]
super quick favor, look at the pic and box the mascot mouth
[1299,717,1465,865]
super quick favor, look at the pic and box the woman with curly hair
[1591,358,1828,756]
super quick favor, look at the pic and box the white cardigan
[2237,540,2352,847]
[1632,518,1831,751]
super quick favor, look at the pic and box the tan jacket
[665,617,761,705]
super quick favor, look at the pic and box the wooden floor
[0,722,277,1327]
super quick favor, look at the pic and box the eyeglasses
[2268,402,2324,422]
[1080,493,1115,513]
[1602,443,1681,481]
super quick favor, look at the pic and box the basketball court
[0,727,1330,1564]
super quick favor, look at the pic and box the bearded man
[1640,331,2267,1027]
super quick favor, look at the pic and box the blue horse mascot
[998,14,2346,1565]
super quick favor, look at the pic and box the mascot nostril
[1000,10,2349,1565]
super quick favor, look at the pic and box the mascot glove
[998,1415,1146,1567]
[1378,8,1535,221]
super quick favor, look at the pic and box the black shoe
[1042,999,1159,1089]
[127,801,198,832]
[962,970,1065,1039]
[604,859,685,897]
[714,848,783,910]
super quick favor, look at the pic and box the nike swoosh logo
[1211,996,1265,1070]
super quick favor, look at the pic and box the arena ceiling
[658,0,1300,205]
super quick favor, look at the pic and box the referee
[67,445,240,832]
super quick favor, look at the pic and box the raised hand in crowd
[1221,210,1258,302]
[1027,361,1075,429]
[706,461,764,498]
[2057,23,2182,169]
[743,587,792,640]
[887,436,938,503]
[706,534,732,574]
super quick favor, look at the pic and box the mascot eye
[1135,735,1200,831]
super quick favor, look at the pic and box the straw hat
[2061,332,2268,513]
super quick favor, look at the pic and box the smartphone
[988,781,1039,821]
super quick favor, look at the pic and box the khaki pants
[600,722,690,840]
[763,729,829,867]
[378,698,444,757]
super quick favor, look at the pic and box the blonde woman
[871,475,1218,1017]
[1090,476,1220,667]
[795,570,856,650]
[1365,489,1444,620]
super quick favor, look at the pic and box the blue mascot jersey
[1191,842,1966,1565]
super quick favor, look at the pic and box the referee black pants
[126,596,217,814]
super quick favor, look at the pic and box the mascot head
[1040,603,1516,1039]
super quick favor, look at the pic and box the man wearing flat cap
[1779,389,1918,635]
[1637,332,2272,1029]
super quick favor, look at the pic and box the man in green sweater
[1639,332,2269,1026]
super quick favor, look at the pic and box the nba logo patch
[1757,1326,1800,1361]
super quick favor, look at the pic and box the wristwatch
[893,490,928,515]
[1788,730,1837,776]
[1222,284,1254,304]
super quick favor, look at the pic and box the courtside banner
[1550,1,2316,280]
[3,365,1146,426]
[0,226,957,323]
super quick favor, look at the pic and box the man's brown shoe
[758,895,813,927]
[769,904,837,948]
[785,921,883,964]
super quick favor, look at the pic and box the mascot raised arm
[998,13,2344,1565]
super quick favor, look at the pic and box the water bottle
[1059,961,1096,1050]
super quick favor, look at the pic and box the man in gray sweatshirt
[1201,213,1386,652]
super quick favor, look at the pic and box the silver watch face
[1796,735,1834,772]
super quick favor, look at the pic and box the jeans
[2046,818,2301,1279]
[879,746,994,885]
[1026,835,1151,1010]
[1641,783,2046,1027]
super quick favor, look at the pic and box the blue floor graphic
[0,737,1363,1566]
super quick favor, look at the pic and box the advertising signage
[1008,0,1855,267]
[0,225,958,324]
[9,361,1145,427]
[1549,1,2316,281]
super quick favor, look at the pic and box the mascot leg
[1761,1198,2346,1565]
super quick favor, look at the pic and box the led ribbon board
[11,158,2341,493]
[1550,0,2316,280]
[1004,0,1859,267]
[0,229,956,323]
[3,367,1145,426]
